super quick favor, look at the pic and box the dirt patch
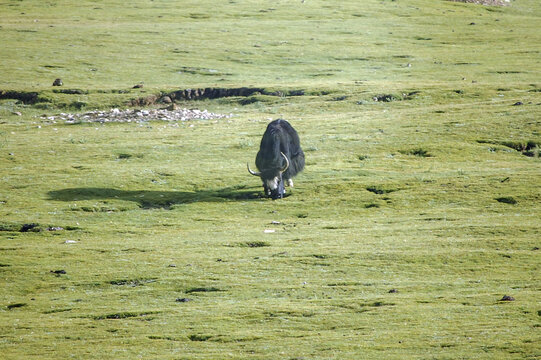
[478,139,539,157]
[447,0,510,6]
[130,87,305,106]
[185,287,222,294]
[366,186,398,195]
[109,278,156,287]
[92,311,158,320]
[46,107,232,124]
[0,90,39,104]
[495,196,517,205]
[7,303,27,310]
[239,241,270,248]
[369,91,420,103]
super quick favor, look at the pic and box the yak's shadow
[48,186,262,209]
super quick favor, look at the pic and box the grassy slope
[1,0,540,359]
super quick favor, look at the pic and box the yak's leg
[263,182,271,196]
[277,179,285,198]
[286,179,294,188]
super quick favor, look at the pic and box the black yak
[247,119,305,199]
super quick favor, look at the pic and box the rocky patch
[44,107,232,124]
[447,0,510,5]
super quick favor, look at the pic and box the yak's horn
[247,163,261,176]
[280,152,290,174]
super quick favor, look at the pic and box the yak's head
[248,152,289,199]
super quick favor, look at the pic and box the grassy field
[1,0,540,359]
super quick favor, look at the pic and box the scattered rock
[373,94,396,102]
[512,101,523,106]
[160,96,172,104]
[46,107,232,124]
[133,84,144,89]
[52,89,87,95]
[165,103,177,111]
[499,295,515,301]
[446,0,510,6]
[47,226,64,231]
[50,269,66,275]
[12,111,22,116]
[388,289,398,293]
[52,78,63,86]
[175,298,192,303]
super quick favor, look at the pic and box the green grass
[1,0,540,359]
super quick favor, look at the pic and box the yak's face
[262,173,285,199]
[248,151,290,200]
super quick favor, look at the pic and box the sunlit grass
[1,0,540,359]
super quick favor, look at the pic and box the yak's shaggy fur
[251,119,305,199]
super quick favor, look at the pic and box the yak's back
[261,119,304,176]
